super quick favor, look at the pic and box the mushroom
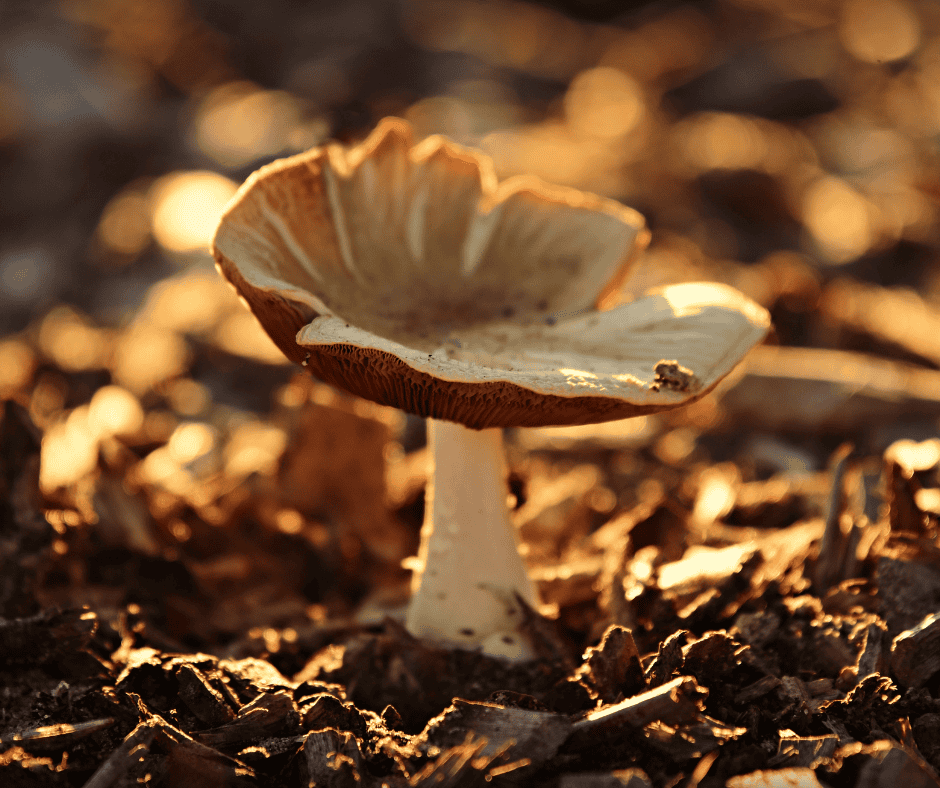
[212,118,770,660]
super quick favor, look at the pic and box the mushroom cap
[213,118,770,429]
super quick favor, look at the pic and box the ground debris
[293,728,363,788]
[838,739,940,788]
[574,624,646,703]
[726,767,826,787]
[0,717,116,753]
[570,676,706,736]
[414,699,570,764]
[768,730,839,769]
[196,689,299,747]
[892,613,940,689]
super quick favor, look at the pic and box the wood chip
[769,730,839,768]
[300,693,368,738]
[416,700,570,762]
[572,676,705,735]
[296,728,362,788]
[81,721,158,788]
[891,612,940,688]
[196,690,299,747]
[850,739,940,788]
[725,767,825,787]
[176,664,237,727]
[153,713,257,787]
[734,676,782,705]
[0,717,115,753]
[575,624,646,702]
[877,557,940,635]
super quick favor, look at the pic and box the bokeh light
[87,385,145,439]
[96,187,151,259]
[0,339,36,398]
[40,406,99,492]
[225,421,288,478]
[111,324,189,394]
[676,113,771,173]
[139,270,230,334]
[839,0,921,64]
[38,308,111,372]
[149,171,238,253]
[212,310,290,365]
[191,82,302,168]
[801,176,874,263]
[166,422,217,465]
[564,67,644,141]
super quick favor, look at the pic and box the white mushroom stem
[405,418,539,660]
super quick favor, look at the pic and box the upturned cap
[212,118,769,429]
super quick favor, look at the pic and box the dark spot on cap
[650,360,699,394]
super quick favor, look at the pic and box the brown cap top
[212,118,770,429]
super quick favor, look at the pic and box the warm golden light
[692,465,738,526]
[140,270,230,333]
[558,368,599,380]
[802,176,873,263]
[112,324,189,393]
[658,543,756,590]
[191,81,300,168]
[96,188,151,257]
[164,378,211,416]
[166,422,216,465]
[884,438,940,472]
[212,310,290,365]
[149,171,237,253]
[138,446,188,492]
[224,421,287,478]
[482,123,625,193]
[840,0,921,63]
[88,385,144,439]
[38,308,110,372]
[404,80,521,142]
[40,407,99,492]
[565,67,644,141]
[677,113,770,172]
[0,339,35,396]
[275,509,304,535]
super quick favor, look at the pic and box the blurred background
[3,0,939,330]
[2,0,940,650]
